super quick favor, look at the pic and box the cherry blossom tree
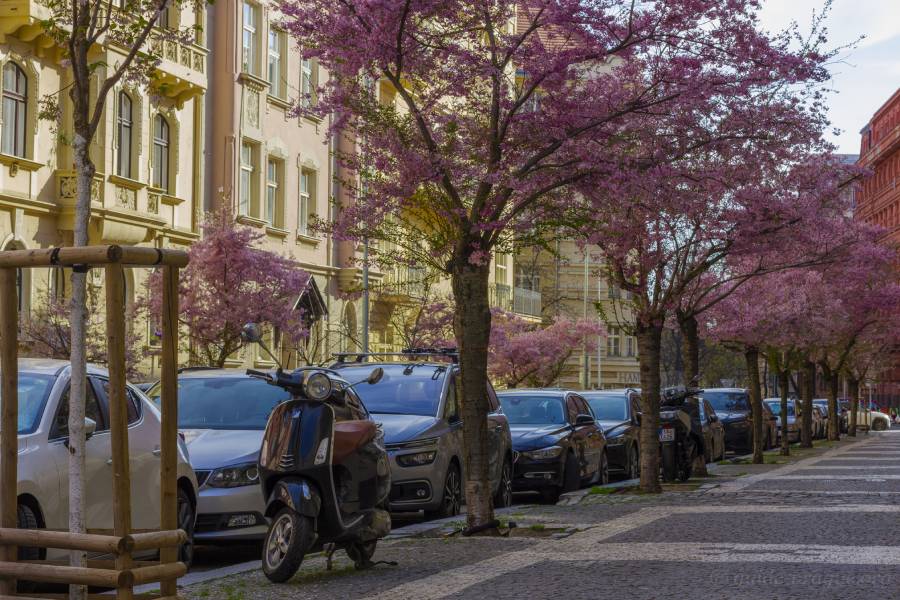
[277,0,836,514]
[144,211,311,367]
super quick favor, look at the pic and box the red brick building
[856,87,900,408]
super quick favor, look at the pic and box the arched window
[152,114,170,191]
[117,92,133,178]
[2,63,27,158]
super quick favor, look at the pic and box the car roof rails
[176,366,222,373]
[332,348,459,365]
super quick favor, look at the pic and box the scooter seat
[333,420,378,464]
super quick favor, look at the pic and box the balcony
[513,287,542,318]
[374,266,428,302]
[490,283,512,311]
[0,1,53,48]
[147,30,207,102]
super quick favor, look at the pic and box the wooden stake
[0,268,19,595]
[159,266,180,598]
[105,264,133,600]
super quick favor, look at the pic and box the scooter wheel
[262,508,315,583]
[347,540,378,569]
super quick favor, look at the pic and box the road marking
[771,475,900,480]
[816,457,900,461]
[791,465,900,470]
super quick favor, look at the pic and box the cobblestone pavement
[179,431,900,600]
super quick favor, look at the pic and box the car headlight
[304,371,332,400]
[396,451,438,467]
[521,446,563,460]
[606,432,625,445]
[206,462,260,488]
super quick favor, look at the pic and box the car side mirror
[709,414,718,423]
[84,417,97,440]
[575,414,595,426]
[634,412,642,425]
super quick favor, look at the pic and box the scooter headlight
[305,371,333,400]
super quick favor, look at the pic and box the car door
[704,399,724,459]
[47,377,113,535]
[695,398,712,459]
[96,380,163,530]
[565,394,589,477]
[485,382,506,487]
[574,394,603,471]
[444,372,464,475]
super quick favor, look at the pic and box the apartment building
[0,1,206,376]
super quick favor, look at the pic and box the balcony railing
[374,266,428,301]
[490,283,512,311]
[513,287,542,317]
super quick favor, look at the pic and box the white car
[9,359,198,564]
[855,408,892,431]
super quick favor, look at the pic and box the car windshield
[704,391,749,412]
[765,401,795,417]
[0,373,55,434]
[583,394,628,421]
[147,377,290,430]
[348,365,446,417]
[499,394,566,425]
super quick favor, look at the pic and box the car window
[2,373,55,434]
[703,391,749,412]
[52,381,105,438]
[565,396,579,424]
[444,376,460,420]
[343,388,369,420]
[348,364,446,417]
[95,379,142,425]
[704,400,716,423]
[486,382,500,412]
[696,398,707,422]
[499,394,566,425]
[574,395,591,417]
[584,394,628,421]
[159,376,291,430]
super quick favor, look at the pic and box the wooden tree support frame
[0,245,188,599]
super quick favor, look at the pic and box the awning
[293,276,328,327]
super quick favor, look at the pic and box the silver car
[146,368,291,543]
[331,360,514,519]
[6,359,198,562]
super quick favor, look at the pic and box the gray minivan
[331,360,513,519]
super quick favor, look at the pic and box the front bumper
[723,420,752,452]
[195,480,268,542]
[385,450,443,512]
[605,441,627,471]
[512,454,563,490]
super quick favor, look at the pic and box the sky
[758,0,900,154]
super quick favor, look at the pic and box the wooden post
[105,264,133,600]
[0,269,18,595]
[159,266,180,598]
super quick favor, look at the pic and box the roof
[701,388,747,393]
[496,388,574,396]
[175,367,253,380]
[12,358,107,376]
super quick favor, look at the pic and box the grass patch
[289,564,357,585]
[588,485,620,495]
[529,523,546,531]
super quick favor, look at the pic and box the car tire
[562,451,581,493]
[493,459,513,509]
[627,445,639,480]
[262,507,315,583]
[177,487,196,569]
[425,463,462,520]
[873,419,888,431]
[16,503,40,594]
[598,451,609,485]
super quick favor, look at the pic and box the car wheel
[262,508,315,583]
[598,451,609,485]
[425,463,462,520]
[16,503,40,593]
[627,445,639,480]
[562,451,581,493]
[177,487,196,568]
[493,459,513,509]
[873,419,888,431]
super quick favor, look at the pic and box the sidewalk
[174,432,899,599]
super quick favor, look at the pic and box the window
[608,285,621,300]
[116,92,133,178]
[51,381,105,439]
[607,326,621,357]
[300,58,316,108]
[298,169,313,235]
[625,335,635,357]
[565,395,580,424]
[494,252,508,284]
[96,379,143,425]
[242,2,259,75]
[151,114,170,190]
[267,29,285,98]
[265,158,281,226]
[156,6,170,28]
[239,142,256,216]
[2,63,27,157]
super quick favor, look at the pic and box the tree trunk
[778,368,790,456]
[825,366,840,441]
[800,359,814,448]
[678,315,707,475]
[68,130,93,600]
[745,347,764,464]
[636,320,663,493]
[449,262,494,529]
[848,376,859,437]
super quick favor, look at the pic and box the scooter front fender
[266,477,322,519]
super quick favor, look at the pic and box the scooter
[658,382,705,482]
[241,323,392,583]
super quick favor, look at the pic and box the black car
[814,399,848,434]
[497,390,607,503]
[581,389,641,479]
[702,388,777,454]
[697,397,726,462]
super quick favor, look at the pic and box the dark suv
[331,353,514,519]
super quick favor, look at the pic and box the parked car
[854,407,893,431]
[813,399,848,434]
[701,388,777,454]
[497,389,607,503]
[146,368,292,543]
[696,397,726,462]
[811,404,827,439]
[581,389,641,479]
[9,359,198,564]
[764,398,800,443]
[331,358,514,519]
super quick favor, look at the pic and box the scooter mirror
[241,322,263,343]
[367,367,384,385]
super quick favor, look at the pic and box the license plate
[659,428,674,442]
